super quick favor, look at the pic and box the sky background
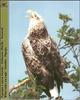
[9,1,80,99]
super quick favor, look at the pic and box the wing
[28,31,65,93]
[29,32,64,73]
[22,38,54,89]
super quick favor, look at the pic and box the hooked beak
[25,9,34,19]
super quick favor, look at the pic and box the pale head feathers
[26,9,45,36]
[27,9,43,21]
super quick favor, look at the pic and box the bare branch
[62,47,72,57]
[9,78,30,95]
[72,47,80,67]
[59,43,70,49]
[58,38,62,47]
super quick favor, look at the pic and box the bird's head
[27,9,43,21]
[26,9,46,38]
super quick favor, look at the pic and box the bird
[22,9,69,99]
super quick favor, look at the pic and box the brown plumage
[22,10,68,98]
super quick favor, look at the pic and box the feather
[22,10,67,98]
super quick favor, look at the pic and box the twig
[59,44,67,49]
[77,45,80,57]
[62,47,72,57]
[72,47,80,66]
[58,38,62,47]
[9,78,30,94]
[59,44,70,49]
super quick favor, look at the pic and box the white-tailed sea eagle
[22,10,69,99]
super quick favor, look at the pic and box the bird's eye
[33,14,39,19]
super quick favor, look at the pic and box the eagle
[22,10,69,99]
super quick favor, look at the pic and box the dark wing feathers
[22,38,55,89]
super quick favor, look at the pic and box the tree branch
[62,47,72,57]
[9,78,30,95]
[72,47,80,67]
[58,38,62,47]
[59,44,70,49]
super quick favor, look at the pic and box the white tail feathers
[49,81,59,98]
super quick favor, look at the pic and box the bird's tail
[49,81,59,98]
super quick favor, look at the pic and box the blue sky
[9,1,80,99]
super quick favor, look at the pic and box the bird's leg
[55,96,63,100]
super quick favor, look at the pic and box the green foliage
[70,67,80,92]
[10,76,47,99]
[10,78,39,99]
[59,13,72,24]
[58,14,80,46]
[58,13,80,99]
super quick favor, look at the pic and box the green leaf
[59,13,72,23]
